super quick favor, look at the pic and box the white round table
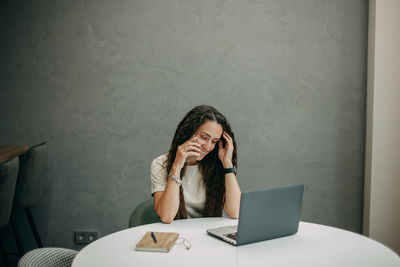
[72,218,400,267]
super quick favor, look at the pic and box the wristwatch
[168,174,182,185]
[223,166,236,175]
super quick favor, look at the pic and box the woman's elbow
[225,207,239,219]
[228,212,239,219]
[157,209,174,223]
[160,216,174,224]
[155,205,175,224]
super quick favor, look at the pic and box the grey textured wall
[0,0,367,250]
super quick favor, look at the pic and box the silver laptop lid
[236,184,304,245]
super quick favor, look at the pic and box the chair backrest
[0,157,19,227]
[129,198,160,228]
[14,142,47,208]
[18,247,78,267]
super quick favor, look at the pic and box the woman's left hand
[218,131,234,168]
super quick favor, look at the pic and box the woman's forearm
[155,164,182,223]
[155,181,180,223]
[224,173,241,218]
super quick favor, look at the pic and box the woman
[151,105,241,223]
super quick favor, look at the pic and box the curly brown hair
[164,105,237,219]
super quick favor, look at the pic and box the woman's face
[193,120,223,161]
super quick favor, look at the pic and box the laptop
[206,184,304,246]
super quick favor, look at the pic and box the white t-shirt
[150,154,206,218]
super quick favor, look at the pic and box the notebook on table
[206,184,304,246]
[135,232,179,252]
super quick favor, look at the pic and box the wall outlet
[74,231,99,244]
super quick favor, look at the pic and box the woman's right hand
[173,136,203,170]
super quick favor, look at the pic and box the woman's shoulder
[152,154,167,164]
[151,154,168,169]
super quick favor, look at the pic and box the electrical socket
[74,231,99,244]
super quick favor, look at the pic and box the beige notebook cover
[135,232,179,253]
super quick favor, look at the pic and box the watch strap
[223,166,236,175]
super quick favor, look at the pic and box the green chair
[129,198,160,228]
[12,142,47,255]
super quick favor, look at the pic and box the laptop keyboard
[224,232,237,240]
